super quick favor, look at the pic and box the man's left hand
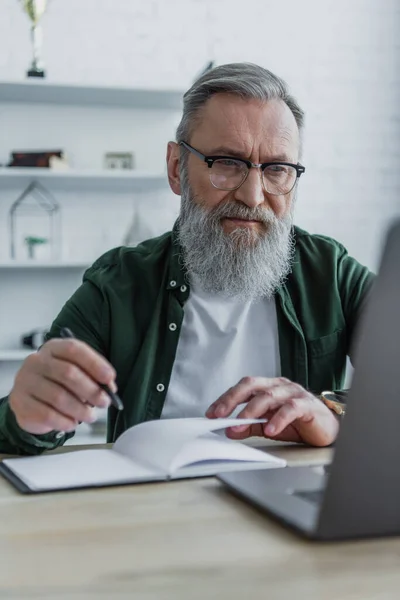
[206,376,340,447]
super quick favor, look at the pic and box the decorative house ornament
[9,181,61,261]
[123,208,153,248]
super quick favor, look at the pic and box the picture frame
[104,152,134,170]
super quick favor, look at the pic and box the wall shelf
[0,80,184,110]
[0,261,90,270]
[0,80,177,374]
[0,168,168,191]
[0,350,34,361]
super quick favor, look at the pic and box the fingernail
[88,408,98,423]
[102,367,114,381]
[265,423,275,435]
[100,392,111,407]
[110,380,118,393]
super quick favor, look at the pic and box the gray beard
[177,183,296,302]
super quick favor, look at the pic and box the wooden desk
[0,441,398,600]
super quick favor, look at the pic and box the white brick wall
[1,0,399,269]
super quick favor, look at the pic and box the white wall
[1,0,399,269]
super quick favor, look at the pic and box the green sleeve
[0,402,73,456]
[337,249,375,362]
[0,275,108,456]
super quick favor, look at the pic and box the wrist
[297,405,340,447]
[320,390,347,417]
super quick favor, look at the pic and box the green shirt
[0,225,374,455]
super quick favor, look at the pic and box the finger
[263,398,310,437]
[227,381,310,424]
[206,376,286,418]
[12,396,78,435]
[42,339,116,387]
[25,374,99,424]
[227,406,278,439]
[226,423,266,440]
[259,381,308,403]
[234,392,285,421]
[40,357,111,409]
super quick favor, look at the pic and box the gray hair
[176,62,304,156]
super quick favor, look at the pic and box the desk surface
[0,441,397,600]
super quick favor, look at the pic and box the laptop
[218,219,400,541]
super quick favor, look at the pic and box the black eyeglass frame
[180,140,305,195]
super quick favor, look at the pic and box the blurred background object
[19,0,49,78]
[104,152,134,170]
[21,328,48,349]
[123,207,154,247]
[0,0,399,443]
[9,181,60,260]
[8,149,64,167]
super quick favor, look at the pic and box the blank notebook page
[3,449,159,491]
[170,432,284,473]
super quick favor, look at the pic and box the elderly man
[0,63,373,455]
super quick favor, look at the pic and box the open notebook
[0,417,286,494]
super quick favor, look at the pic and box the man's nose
[233,167,265,208]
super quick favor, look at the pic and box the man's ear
[166,141,181,196]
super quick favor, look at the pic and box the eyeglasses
[180,141,305,196]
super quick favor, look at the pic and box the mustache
[206,201,277,225]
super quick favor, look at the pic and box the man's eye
[269,165,286,173]
[217,159,242,168]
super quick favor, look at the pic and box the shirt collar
[166,220,188,291]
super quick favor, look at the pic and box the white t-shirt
[161,278,281,419]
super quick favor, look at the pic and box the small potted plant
[24,236,48,259]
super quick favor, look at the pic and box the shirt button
[170,280,177,287]
[55,431,64,439]
[180,285,187,293]
[156,383,165,392]
[169,322,177,331]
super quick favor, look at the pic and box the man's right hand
[8,338,117,435]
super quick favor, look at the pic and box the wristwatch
[320,390,348,417]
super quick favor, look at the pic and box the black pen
[59,327,124,411]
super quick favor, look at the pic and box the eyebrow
[207,147,293,163]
